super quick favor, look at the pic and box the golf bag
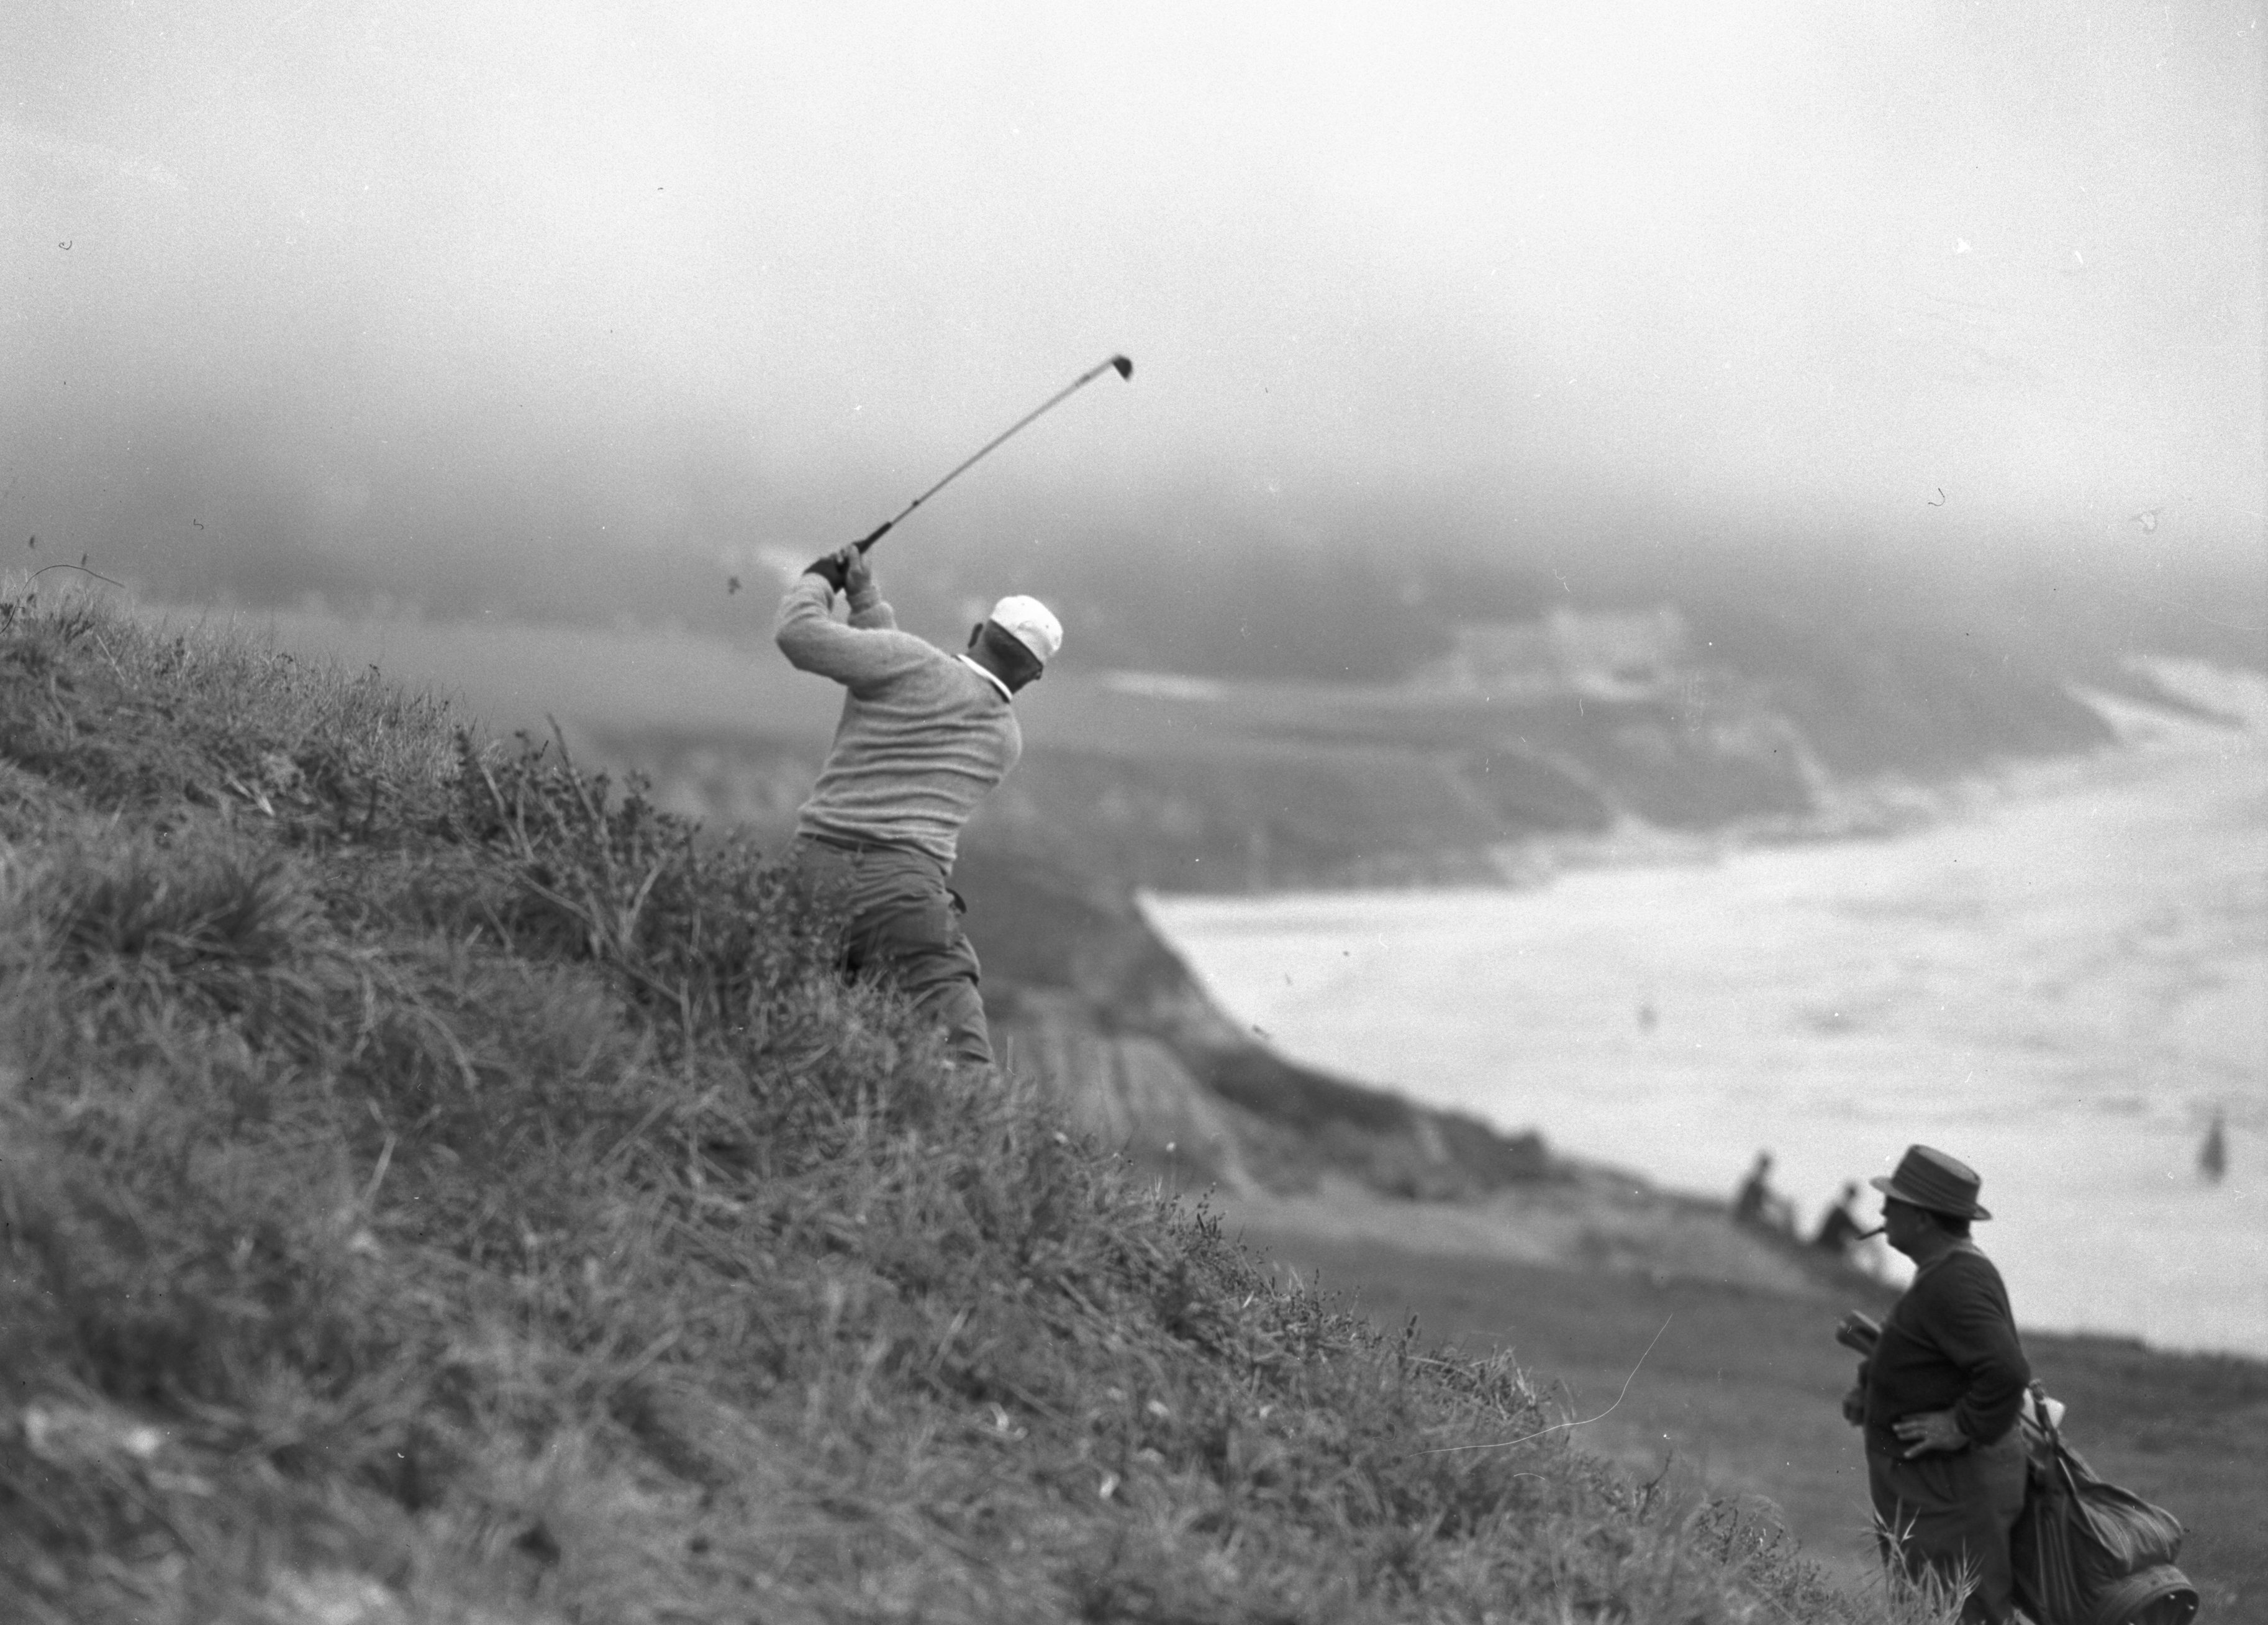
[2010,1383,2197,1625]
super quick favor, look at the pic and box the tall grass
[0,585,1953,1623]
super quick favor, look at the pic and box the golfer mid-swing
[774,544,1059,1068]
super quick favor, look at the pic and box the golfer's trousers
[1868,1432,2029,1625]
[789,835,992,1067]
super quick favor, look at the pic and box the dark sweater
[1862,1241,2030,1456]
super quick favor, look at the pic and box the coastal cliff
[952,847,1556,1199]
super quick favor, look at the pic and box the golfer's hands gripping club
[804,545,874,600]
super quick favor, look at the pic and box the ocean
[1147,663,2268,1359]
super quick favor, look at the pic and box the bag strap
[2028,1378,2096,1504]
[2028,1379,2059,1447]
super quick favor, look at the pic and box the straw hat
[1869,1144,1992,1221]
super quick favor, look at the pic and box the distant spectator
[2199,1111,2226,1183]
[1733,1150,1795,1236]
[1812,1181,1867,1256]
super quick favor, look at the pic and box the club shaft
[858,357,1127,552]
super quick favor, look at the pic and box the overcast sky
[4,0,2261,619]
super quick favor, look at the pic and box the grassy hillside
[1234,1227,2268,1622]
[0,585,1964,1624]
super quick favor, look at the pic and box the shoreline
[1148,658,2268,1360]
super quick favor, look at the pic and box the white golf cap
[987,595,1062,664]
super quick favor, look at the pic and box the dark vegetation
[0,586,1967,1623]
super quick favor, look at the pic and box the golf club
[853,354,1133,553]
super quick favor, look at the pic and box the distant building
[1417,606,1691,699]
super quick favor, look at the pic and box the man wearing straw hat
[774,544,1062,1070]
[1854,1144,2033,1625]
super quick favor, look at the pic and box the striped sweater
[773,573,1020,870]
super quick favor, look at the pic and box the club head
[1109,354,1133,380]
